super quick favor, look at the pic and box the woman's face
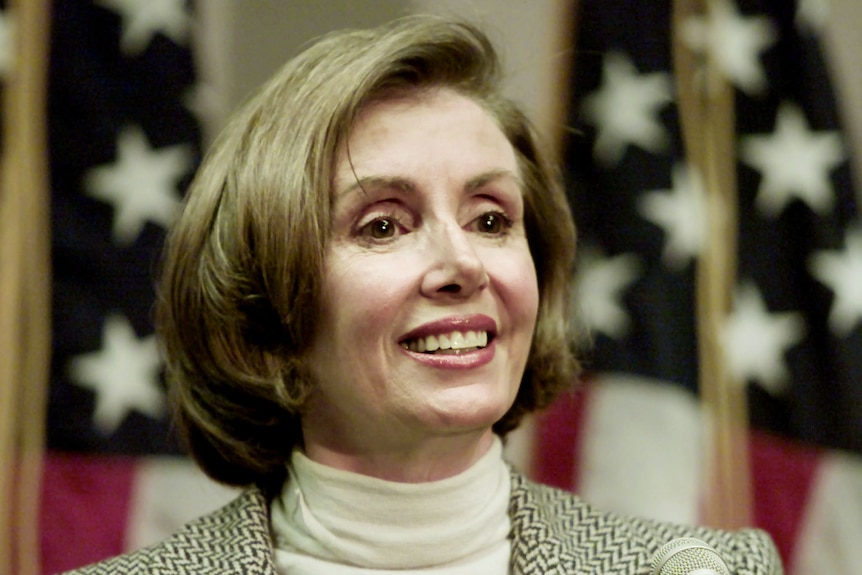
[302,88,539,464]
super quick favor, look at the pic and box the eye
[361,217,398,239]
[474,211,510,235]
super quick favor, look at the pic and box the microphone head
[650,537,731,575]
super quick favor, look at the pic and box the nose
[420,221,488,298]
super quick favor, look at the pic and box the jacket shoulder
[509,471,783,575]
[58,489,277,575]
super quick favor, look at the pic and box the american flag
[531,1,862,574]
[40,1,235,573]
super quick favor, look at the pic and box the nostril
[439,284,461,293]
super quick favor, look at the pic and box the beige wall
[824,0,862,196]
[193,0,407,143]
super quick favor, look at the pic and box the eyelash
[356,210,513,241]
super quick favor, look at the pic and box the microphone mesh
[651,537,731,575]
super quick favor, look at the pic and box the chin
[423,392,514,433]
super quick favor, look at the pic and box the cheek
[487,246,540,324]
[320,252,418,341]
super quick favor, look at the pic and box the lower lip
[401,339,496,369]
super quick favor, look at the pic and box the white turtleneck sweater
[270,437,512,574]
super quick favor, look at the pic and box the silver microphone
[651,537,731,575]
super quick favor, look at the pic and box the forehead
[333,88,517,195]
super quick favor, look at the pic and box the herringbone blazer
[62,469,783,575]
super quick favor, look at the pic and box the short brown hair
[156,15,579,488]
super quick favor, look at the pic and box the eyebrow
[335,169,523,200]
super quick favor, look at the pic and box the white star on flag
[574,248,642,340]
[638,163,708,270]
[809,228,862,337]
[721,282,805,396]
[98,0,189,55]
[0,10,14,78]
[681,0,776,95]
[581,51,673,166]
[796,0,830,34]
[740,103,846,218]
[68,314,166,435]
[84,125,191,245]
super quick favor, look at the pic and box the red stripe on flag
[749,431,822,573]
[40,453,137,574]
[532,385,592,491]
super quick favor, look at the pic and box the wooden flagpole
[671,0,752,529]
[0,0,52,573]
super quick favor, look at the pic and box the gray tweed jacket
[62,470,783,574]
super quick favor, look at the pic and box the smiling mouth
[400,330,490,354]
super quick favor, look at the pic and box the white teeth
[479,331,488,347]
[450,332,465,348]
[401,330,489,353]
[438,334,451,349]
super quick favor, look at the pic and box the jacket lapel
[507,470,653,575]
[508,470,578,575]
[161,487,278,575]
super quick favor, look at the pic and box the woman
[65,16,782,575]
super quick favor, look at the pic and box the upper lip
[398,314,497,343]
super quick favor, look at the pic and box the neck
[301,427,496,483]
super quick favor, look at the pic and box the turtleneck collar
[270,436,511,571]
